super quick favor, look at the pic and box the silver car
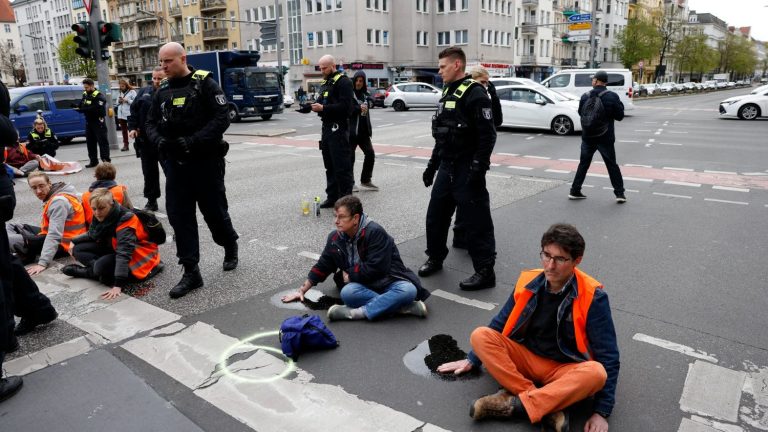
[383,82,441,111]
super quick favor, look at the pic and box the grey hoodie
[38,183,80,267]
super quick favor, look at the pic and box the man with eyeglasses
[437,223,619,432]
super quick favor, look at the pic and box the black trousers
[425,160,496,271]
[571,137,625,196]
[138,137,165,200]
[10,255,55,321]
[350,134,375,184]
[85,118,110,163]
[165,157,238,269]
[321,124,353,202]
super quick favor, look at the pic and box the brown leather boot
[469,389,527,420]
[541,410,569,432]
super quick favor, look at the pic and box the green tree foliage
[613,18,661,70]
[672,34,718,79]
[58,34,96,80]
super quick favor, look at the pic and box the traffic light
[71,21,92,59]
[259,20,277,46]
[97,21,122,59]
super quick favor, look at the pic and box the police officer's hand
[157,137,169,157]
[296,103,312,114]
[423,165,437,187]
[174,137,193,159]
[468,170,486,191]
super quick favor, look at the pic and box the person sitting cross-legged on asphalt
[4,138,42,177]
[282,195,430,321]
[436,223,620,432]
[62,188,163,300]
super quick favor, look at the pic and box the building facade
[1,0,23,86]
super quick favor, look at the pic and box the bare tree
[0,41,26,86]
[653,2,685,82]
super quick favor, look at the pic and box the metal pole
[589,0,598,68]
[89,1,119,150]
[275,0,282,84]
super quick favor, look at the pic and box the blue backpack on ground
[279,314,339,361]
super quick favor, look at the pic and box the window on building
[317,31,324,46]
[604,24,609,37]
[375,29,380,44]
[336,0,342,9]
[454,30,468,44]
[462,0,469,10]
[437,0,444,13]
[437,31,450,46]
[382,30,389,45]
[326,30,333,45]
[603,47,608,61]
[448,0,456,11]
[307,32,314,47]
[230,11,236,28]
[306,0,313,13]
[367,28,372,43]
[3,24,10,33]
[607,0,611,14]
[366,0,371,9]
[336,29,343,44]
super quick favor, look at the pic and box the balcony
[520,55,537,65]
[521,23,538,35]
[202,28,229,40]
[560,58,578,66]
[171,33,184,43]
[112,42,124,52]
[136,12,157,23]
[200,0,227,13]
[117,66,127,74]
[168,6,182,16]
[139,36,161,48]
[522,0,539,7]
[122,40,139,48]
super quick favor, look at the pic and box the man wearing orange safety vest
[437,223,619,432]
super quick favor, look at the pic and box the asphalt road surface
[2,87,767,432]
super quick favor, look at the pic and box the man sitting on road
[437,223,620,432]
[282,195,430,321]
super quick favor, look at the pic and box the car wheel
[738,104,760,120]
[551,115,574,135]
[261,114,273,120]
[393,100,406,111]
[228,105,241,122]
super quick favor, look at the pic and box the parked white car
[495,85,582,135]
[383,82,441,111]
[719,89,768,120]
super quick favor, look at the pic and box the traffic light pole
[588,0,598,69]
[89,0,118,150]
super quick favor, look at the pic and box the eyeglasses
[540,251,572,265]
[334,214,352,221]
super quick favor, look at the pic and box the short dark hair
[334,195,363,216]
[541,223,585,259]
[94,162,116,180]
[82,78,95,85]
[438,46,466,67]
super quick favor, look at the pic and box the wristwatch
[595,411,610,419]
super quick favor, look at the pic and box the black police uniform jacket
[145,67,230,158]
[429,76,497,171]
[316,71,354,127]
[127,85,155,141]
[78,90,107,120]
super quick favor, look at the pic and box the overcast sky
[687,0,768,40]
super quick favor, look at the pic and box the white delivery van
[541,69,635,111]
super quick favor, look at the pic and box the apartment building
[1,0,23,86]
[12,0,76,84]
[685,10,728,50]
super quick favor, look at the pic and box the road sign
[568,30,592,37]
[638,60,645,68]
[568,13,591,23]
[569,23,591,31]
[566,35,600,42]
[84,0,92,14]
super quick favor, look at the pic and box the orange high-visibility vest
[82,185,128,225]
[39,193,87,253]
[4,144,30,161]
[112,214,160,279]
[501,268,603,360]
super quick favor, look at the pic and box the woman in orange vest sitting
[62,188,162,300]
[81,162,132,225]
[5,171,86,276]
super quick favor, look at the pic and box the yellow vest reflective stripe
[192,70,212,80]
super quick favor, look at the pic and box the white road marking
[523,155,550,160]
[376,123,395,128]
[624,176,653,183]
[658,142,684,146]
[669,131,689,134]
[388,154,409,158]
[655,128,663,135]
[383,162,408,167]
[742,172,768,176]
[635,129,652,132]
[432,289,497,310]
[704,170,737,175]
[154,212,168,219]
[411,156,430,160]
[390,144,413,148]
[663,167,694,172]
[298,251,321,260]
[704,198,749,206]
[498,153,520,157]
[604,187,638,193]
[664,180,701,187]
[545,169,571,174]
[680,361,746,423]
[586,173,609,178]
[293,134,321,140]
[505,165,533,171]
[558,158,579,162]
[618,140,640,143]
[643,121,658,124]
[490,163,501,167]
[487,173,511,179]
[653,192,693,199]
[405,119,420,123]
[525,136,535,140]
[712,186,749,193]
[633,333,718,362]
[625,164,653,168]
[415,134,432,139]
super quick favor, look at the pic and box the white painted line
[487,174,511,179]
[497,152,520,157]
[679,361,745,423]
[298,251,321,260]
[663,167,694,172]
[586,173,609,178]
[625,164,653,168]
[405,119,419,123]
[490,163,501,167]
[545,169,571,174]
[653,192,693,199]
[505,165,533,171]
[654,129,663,135]
[672,122,691,125]
[376,123,395,128]
[276,144,293,148]
[658,142,684,146]
[704,198,749,206]
[274,246,289,251]
[635,129,652,132]
[411,156,430,160]
[154,212,168,219]
[582,184,594,188]
[668,131,689,134]
[520,177,555,183]
[390,144,413,148]
[633,333,718,362]
[648,139,655,142]
[523,155,550,160]
[664,180,701,187]
[593,161,605,165]
[643,122,658,124]
[704,170,737,175]
[712,186,749,193]
[525,136,535,140]
[618,140,640,143]
[624,176,653,183]
[742,172,768,176]
[558,158,579,162]
[414,134,432,139]
[388,154,409,158]
[383,162,408,167]
[293,134,321,140]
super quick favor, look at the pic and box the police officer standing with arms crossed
[77,78,111,167]
[145,42,239,299]
[419,47,498,291]
[299,55,354,208]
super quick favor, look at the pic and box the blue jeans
[340,280,417,320]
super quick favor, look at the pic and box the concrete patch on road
[68,296,180,343]
[4,334,103,376]
[680,360,746,422]
[679,417,740,432]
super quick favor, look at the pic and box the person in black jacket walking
[282,195,429,321]
[76,78,111,167]
[350,71,378,191]
[569,70,626,203]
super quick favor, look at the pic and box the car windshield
[246,72,280,90]
[538,87,572,102]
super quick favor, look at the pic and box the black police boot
[0,376,23,403]
[460,267,496,291]
[169,266,204,299]
[223,242,238,271]
[62,264,94,279]
[14,307,58,336]
[144,198,158,212]
[418,258,443,277]
[85,160,98,168]
[319,199,335,209]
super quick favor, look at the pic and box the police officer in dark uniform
[299,55,354,208]
[76,78,110,167]
[419,47,498,291]
[128,66,166,211]
[145,42,239,299]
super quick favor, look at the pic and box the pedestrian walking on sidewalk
[350,71,378,191]
[117,79,137,152]
[569,70,626,203]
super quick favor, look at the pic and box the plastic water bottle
[314,196,321,217]
[301,194,310,216]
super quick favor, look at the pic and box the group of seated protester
[6,164,162,299]
[3,118,59,178]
